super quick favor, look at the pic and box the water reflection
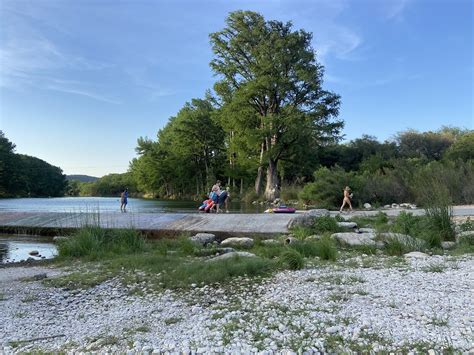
[0,236,58,264]
[0,197,264,214]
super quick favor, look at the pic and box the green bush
[393,211,421,236]
[313,216,341,233]
[460,217,474,232]
[280,184,303,201]
[279,249,304,270]
[299,166,354,208]
[418,230,442,249]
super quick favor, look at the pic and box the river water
[0,235,57,264]
[0,197,264,214]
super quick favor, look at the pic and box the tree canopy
[209,11,342,200]
[0,131,67,197]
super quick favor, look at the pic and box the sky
[0,0,472,177]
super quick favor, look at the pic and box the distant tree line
[0,131,67,197]
[67,173,137,197]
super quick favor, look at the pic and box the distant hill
[66,175,99,183]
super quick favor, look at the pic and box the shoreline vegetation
[2,205,471,352]
[48,203,473,291]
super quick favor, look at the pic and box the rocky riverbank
[1,254,473,354]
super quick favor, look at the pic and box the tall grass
[57,227,146,260]
[417,177,456,242]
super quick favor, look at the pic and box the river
[0,197,264,214]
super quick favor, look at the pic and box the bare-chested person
[339,186,353,212]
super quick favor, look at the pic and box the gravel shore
[1,255,473,353]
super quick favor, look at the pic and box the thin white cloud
[0,3,116,103]
[385,0,411,20]
[270,0,363,64]
[45,85,120,105]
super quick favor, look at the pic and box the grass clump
[57,227,146,260]
[290,225,314,240]
[161,256,276,288]
[312,216,341,233]
[314,237,338,261]
[384,237,412,256]
[279,249,304,270]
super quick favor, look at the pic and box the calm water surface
[0,197,263,214]
[0,235,57,264]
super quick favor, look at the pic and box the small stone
[363,203,372,209]
[29,250,39,256]
[326,326,340,334]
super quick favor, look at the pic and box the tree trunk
[255,166,263,195]
[255,142,265,195]
[264,158,280,201]
[240,178,244,195]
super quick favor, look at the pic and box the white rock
[337,222,358,229]
[358,228,375,233]
[331,232,376,246]
[189,233,216,246]
[326,326,340,334]
[220,237,254,248]
[206,251,256,262]
[363,203,372,209]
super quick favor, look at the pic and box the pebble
[0,256,472,353]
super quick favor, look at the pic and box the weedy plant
[279,249,304,270]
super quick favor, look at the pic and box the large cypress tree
[210,11,343,200]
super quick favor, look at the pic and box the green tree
[444,132,474,161]
[131,99,226,198]
[210,11,342,201]
[0,131,18,196]
[395,129,454,160]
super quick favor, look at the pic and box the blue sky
[0,0,472,177]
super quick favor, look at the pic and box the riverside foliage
[123,12,473,204]
[0,131,67,198]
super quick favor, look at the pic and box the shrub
[393,211,420,236]
[460,217,474,232]
[375,212,389,225]
[279,249,304,270]
[299,166,354,208]
[313,216,341,233]
[280,184,302,201]
[419,230,442,249]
